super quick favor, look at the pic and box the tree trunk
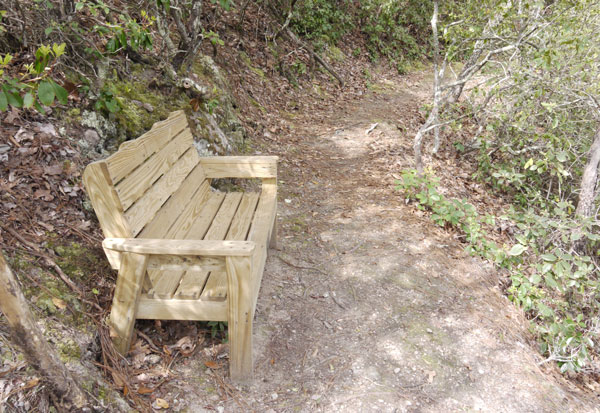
[0,251,90,412]
[575,126,600,218]
[431,0,442,153]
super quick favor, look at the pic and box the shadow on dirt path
[175,72,599,412]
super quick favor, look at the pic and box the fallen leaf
[24,378,40,389]
[153,398,169,409]
[111,371,125,388]
[204,360,220,369]
[137,385,155,394]
[33,189,54,201]
[14,128,33,142]
[44,164,63,176]
[18,147,38,156]
[36,123,57,137]
[78,220,91,230]
[62,80,77,94]
[4,107,20,124]
[171,336,196,356]
[51,297,67,309]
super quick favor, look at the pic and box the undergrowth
[396,169,600,373]
[290,0,432,69]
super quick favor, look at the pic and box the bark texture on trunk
[575,126,600,218]
[0,251,90,412]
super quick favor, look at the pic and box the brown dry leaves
[0,112,95,246]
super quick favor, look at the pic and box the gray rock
[142,102,154,112]
[81,110,118,141]
[84,129,100,146]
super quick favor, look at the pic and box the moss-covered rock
[111,66,192,139]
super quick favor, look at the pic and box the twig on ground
[328,289,347,310]
[136,330,161,353]
[277,254,329,276]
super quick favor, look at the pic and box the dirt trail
[174,73,598,412]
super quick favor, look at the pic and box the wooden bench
[82,111,277,382]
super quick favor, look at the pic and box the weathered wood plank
[125,148,200,236]
[173,192,232,299]
[146,192,225,297]
[198,193,244,301]
[199,192,260,301]
[116,128,193,211]
[146,255,225,272]
[102,238,256,256]
[106,111,188,183]
[248,179,277,309]
[137,296,228,321]
[183,192,227,240]
[82,162,132,269]
[139,166,209,239]
[108,252,148,354]
[199,156,278,178]
[226,256,254,383]
[227,193,260,240]
[205,192,244,239]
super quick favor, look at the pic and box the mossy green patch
[48,240,107,282]
[313,84,329,98]
[111,65,191,138]
[287,215,309,233]
[57,338,82,362]
[249,97,267,114]
[326,45,345,62]
[239,51,266,80]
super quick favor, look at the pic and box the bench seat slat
[146,192,225,293]
[175,192,252,300]
[149,192,237,298]
[146,192,225,297]
[196,192,260,301]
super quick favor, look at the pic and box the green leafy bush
[0,43,69,113]
[291,0,354,47]
[358,0,432,63]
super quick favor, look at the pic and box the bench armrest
[199,156,278,179]
[102,238,255,256]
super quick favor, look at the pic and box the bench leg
[226,256,254,383]
[269,218,279,250]
[108,252,148,354]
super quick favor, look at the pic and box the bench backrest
[83,111,210,269]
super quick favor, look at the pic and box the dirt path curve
[179,72,598,412]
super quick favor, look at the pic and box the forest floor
[155,71,600,412]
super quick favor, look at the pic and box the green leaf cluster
[0,43,68,113]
